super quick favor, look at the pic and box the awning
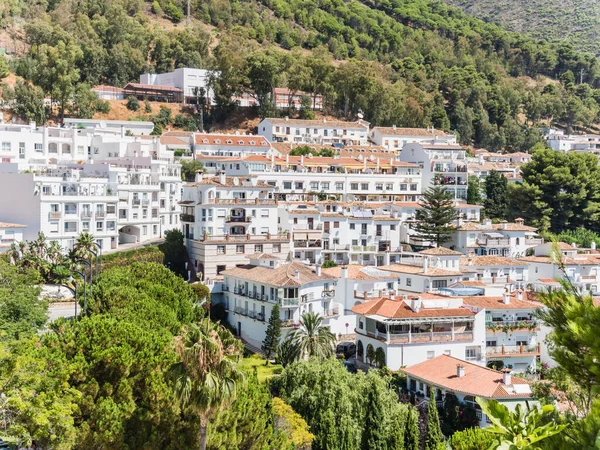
[483,232,504,238]
[438,287,485,296]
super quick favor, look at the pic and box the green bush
[164,2,183,22]
[450,427,495,449]
[126,96,140,112]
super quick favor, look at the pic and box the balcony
[322,308,340,318]
[361,329,473,344]
[132,199,141,206]
[487,343,541,358]
[525,238,544,245]
[180,213,195,222]
[351,245,377,252]
[486,319,538,331]
[477,238,510,246]
[232,307,265,322]
[199,198,277,206]
[49,211,62,219]
[294,240,322,248]
[96,211,106,218]
[279,297,300,307]
[281,319,301,328]
[197,233,288,242]
[226,216,252,223]
[142,199,150,206]
[81,211,93,219]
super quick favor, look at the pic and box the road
[48,302,78,321]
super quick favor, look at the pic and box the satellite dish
[233,177,240,186]
[357,112,364,119]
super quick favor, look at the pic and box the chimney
[457,364,465,378]
[322,118,327,123]
[592,241,597,250]
[502,291,511,305]
[516,290,523,301]
[341,266,348,279]
[195,171,204,182]
[457,214,464,228]
[501,368,512,385]
[219,171,226,185]
[410,296,421,313]
[478,154,484,165]
[120,125,125,138]
[423,257,429,273]
[392,124,397,130]
[483,218,492,227]
[501,221,508,230]
[572,242,577,248]
[315,265,322,276]
[294,270,300,281]
[284,116,289,122]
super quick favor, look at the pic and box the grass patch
[240,353,283,383]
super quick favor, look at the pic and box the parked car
[336,341,356,360]
[344,360,358,374]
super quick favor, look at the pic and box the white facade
[0,222,26,253]
[63,119,154,135]
[140,68,213,103]
[370,126,457,151]
[258,118,370,145]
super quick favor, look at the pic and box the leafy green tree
[144,99,152,113]
[69,83,107,118]
[262,303,282,361]
[126,95,140,111]
[483,170,509,219]
[73,231,96,262]
[467,176,483,205]
[450,427,495,450]
[151,0,162,15]
[170,319,246,450]
[361,377,388,450]
[286,311,335,361]
[271,397,315,449]
[159,228,188,277]
[322,260,337,268]
[9,80,47,124]
[181,159,204,181]
[404,405,420,450]
[424,399,444,450]
[476,397,566,449]
[413,186,458,246]
[164,2,183,22]
[0,54,9,81]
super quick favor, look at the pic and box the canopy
[438,287,485,296]
[483,232,505,238]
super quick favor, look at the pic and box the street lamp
[93,241,103,278]
[65,270,86,319]
[76,259,93,315]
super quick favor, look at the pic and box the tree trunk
[199,418,208,450]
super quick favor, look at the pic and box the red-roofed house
[351,294,485,370]
[402,355,536,427]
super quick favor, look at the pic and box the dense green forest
[2,0,600,151]
[442,0,600,55]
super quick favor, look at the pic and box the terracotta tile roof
[221,261,334,287]
[352,297,474,319]
[320,212,344,218]
[92,85,124,92]
[160,136,190,146]
[186,176,273,188]
[194,133,270,146]
[556,242,577,250]
[379,264,462,277]
[0,222,26,228]
[288,209,319,215]
[420,247,463,256]
[373,127,449,137]
[247,253,280,260]
[388,202,422,208]
[458,222,537,232]
[459,256,527,267]
[520,256,600,265]
[402,355,533,399]
[462,295,542,310]
[537,278,561,284]
[265,118,369,129]
[322,265,397,280]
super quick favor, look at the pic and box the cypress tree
[483,169,509,219]
[404,406,419,450]
[361,378,387,450]
[424,399,444,450]
[262,303,282,360]
[413,186,458,246]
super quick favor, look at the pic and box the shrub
[126,95,140,111]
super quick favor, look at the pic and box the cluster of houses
[2,113,593,425]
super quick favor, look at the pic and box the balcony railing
[525,238,544,245]
[279,297,300,307]
[281,319,301,328]
[197,233,288,242]
[227,216,252,223]
[49,211,62,219]
[96,211,106,218]
[180,213,195,222]
[487,343,540,357]
[199,198,277,206]
[363,329,473,344]
[477,238,510,246]
[294,241,322,248]
[132,199,141,206]
[81,211,92,218]
[351,245,377,252]
[322,308,340,318]
[486,319,538,330]
[233,307,265,322]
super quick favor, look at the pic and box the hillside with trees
[1,0,600,151]
[442,0,600,55]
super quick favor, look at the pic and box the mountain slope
[442,0,600,54]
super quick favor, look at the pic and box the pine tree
[413,186,458,246]
[361,378,387,450]
[424,399,444,450]
[262,303,281,361]
[483,170,509,219]
[404,406,420,450]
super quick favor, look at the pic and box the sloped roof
[462,294,542,310]
[459,256,527,267]
[221,261,334,287]
[420,247,463,256]
[352,297,474,319]
[322,265,396,280]
[0,222,26,228]
[373,127,449,137]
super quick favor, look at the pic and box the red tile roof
[194,133,270,146]
[351,297,474,319]
[373,127,449,137]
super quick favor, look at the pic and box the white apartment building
[400,142,468,200]
[0,222,26,253]
[352,293,486,370]
[63,118,155,136]
[464,291,542,374]
[193,133,271,157]
[221,256,338,348]
[370,126,457,151]
[140,68,213,103]
[258,118,370,145]
[180,173,290,280]
[448,218,543,258]
[196,154,423,203]
[459,256,528,286]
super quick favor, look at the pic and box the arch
[62,143,71,154]
[515,237,520,245]
[48,142,58,153]
[374,347,386,368]
[366,343,375,365]
[357,340,364,359]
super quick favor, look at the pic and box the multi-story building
[221,255,338,348]
[369,126,457,151]
[448,218,543,257]
[402,355,534,427]
[352,293,486,370]
[193,133,271,157]
[0,222,26,253]
[139,67,213,103]
[180,172,290,280]
[458,256,529,286]
[272,88,323,110]
[463,291,543,373]
[258,118,370,145]
[400,141,468,200]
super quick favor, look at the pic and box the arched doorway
[357,340,364,361]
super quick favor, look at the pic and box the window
[142,225,148,235]
[406,278,412,286]
[310,182,319,190]
[82,221,90,231]
[361,224,367,234]
[486,340,497,347]
[349,223,355,230]
[432,280,447,289]
[273,244,281,252]
[35,143,43,152]
[427,351,435,360]
[351,183,359,190]
[217,245,226,255]
[386,183,394,190]
[295,182,303,189]
[19,142,25,158]
[261,209,269,217]
[335,182,343,191]
[465,347,479,361]
[49,222,59,233]
[333,222,339,228]
[255,244,263,253]
[322,182,330,190]
[390,224,396,231]
[107,221,116,231]
[106,205,116,215]
[399,183,407,191]
[516,339,529,346]
[236,245,245,254]
[375,183,383,191]
[443,350,451,356]
[410,184,417,191]
[217,265,226,275]
[283,182,292,189]
[2,142,11,152]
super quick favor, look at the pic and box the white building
[221,256,338,348]
[0,222,26,253]
[180,172,290,280]
[63,118,155,136]
[458,256,529,286]
[370,126,457,151]
[193,133,271,157]
[258,118,370,145]
[352,294,486,370]
[140,68,213,103]
[402,355,534,427]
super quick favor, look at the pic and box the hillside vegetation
[1,0,600,152]
[443,0,600,55]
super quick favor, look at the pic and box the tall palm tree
[287,311,335,361]
[170,319,245,450]
[73,232,95,261]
